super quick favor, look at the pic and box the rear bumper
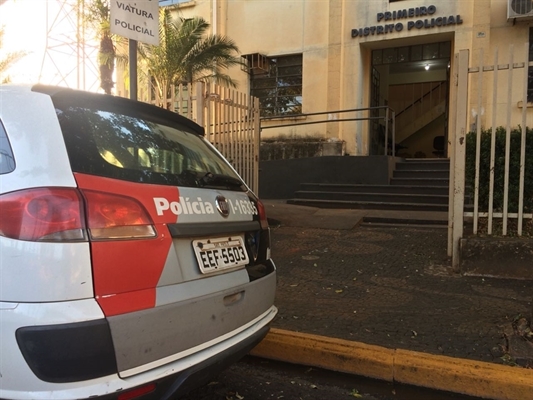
[0,302,277,400]
[98,324,271,400]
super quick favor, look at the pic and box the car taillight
[82,190,156,240]
[0,188,86,241]
[256,199,269,230]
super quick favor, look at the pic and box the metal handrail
[395,81,446,119]
[260,106,397,156]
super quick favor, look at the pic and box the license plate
[193,236,249,274]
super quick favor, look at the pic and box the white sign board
[110,0,159,46]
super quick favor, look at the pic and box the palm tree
[139,9,244,107]
[83,0,127,94]
[0,29,25,84]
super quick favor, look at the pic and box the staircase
[395,101,446,143]
[287,158,450,212]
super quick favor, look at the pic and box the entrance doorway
[371,41,451,158]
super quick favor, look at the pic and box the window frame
[0,120,15,174]
[249,54,303,117]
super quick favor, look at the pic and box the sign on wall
[110,0,159,45]
[351,5,463,39]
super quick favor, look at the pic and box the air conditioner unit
[507,0,533,21]
[241,53,269,75]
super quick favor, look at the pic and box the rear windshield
[52,93,243,190]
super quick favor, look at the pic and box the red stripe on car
[74,173,179,316]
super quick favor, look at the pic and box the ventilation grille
[508,0,533,20]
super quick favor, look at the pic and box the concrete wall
[260,140,346,160]
[258,155,399,199]
[461,237,533,280]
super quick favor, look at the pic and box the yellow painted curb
[394,349,533,400]
[250,329,533,400]
[250,328,395,381]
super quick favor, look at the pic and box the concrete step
[287,198,449,212]
[287,159,452,214]
[293,190,449,205]
[396,160,450,171]
[393,169,450,179]
[390,177,449,186]
[300,183,450,196]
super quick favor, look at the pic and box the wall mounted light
[425,64,430,71]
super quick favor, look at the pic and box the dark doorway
[371,41,451,158]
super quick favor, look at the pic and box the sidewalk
[251,200,533,400]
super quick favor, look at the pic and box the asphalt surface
[263,200,532,367]
[182,356,480,400]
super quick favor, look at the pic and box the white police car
[0,84,277,399]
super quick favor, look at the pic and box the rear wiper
[200,172,243,188]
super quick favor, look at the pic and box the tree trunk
[99,34,115,95]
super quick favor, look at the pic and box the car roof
[0,84,205,137]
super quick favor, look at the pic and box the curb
[250,328,533,400]
[361,216,448,226]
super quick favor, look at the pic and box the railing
[145,82,261,194]
[395,81,446,119]
[260,106,397,156]
[201,83,260,194]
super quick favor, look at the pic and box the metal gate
[449,45,533,269]
[150,82,261,194]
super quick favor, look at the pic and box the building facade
[154,0,532,158]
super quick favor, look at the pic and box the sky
[1,0,100,91]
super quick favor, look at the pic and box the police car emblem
[215,195,230,217]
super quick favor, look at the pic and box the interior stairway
[287,158,451,212]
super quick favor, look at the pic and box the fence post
[195,82,205,128]
[384,107,389,156]
[448,54,458,257]
[253,96,260,195]
[391,110,396,157]
[518,43,530,235]
[451,49,469,272]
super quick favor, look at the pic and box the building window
[250,54,302,117]
[529,27,533,103]
[372,41,451,66]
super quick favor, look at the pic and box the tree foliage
[0,24,26,83]
[138,9,244,107]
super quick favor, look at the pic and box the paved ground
[263,201,533,367]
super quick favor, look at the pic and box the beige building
[157,0,532,158]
